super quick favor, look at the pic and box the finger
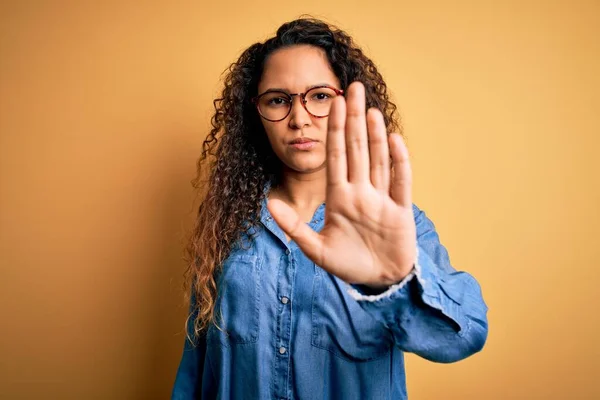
[367,108,390,192]
[345,82,369,183]
[267,199,325,265]
[389,133,413,207]
[326,95,348,186]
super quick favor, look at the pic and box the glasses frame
[251,85,345,122]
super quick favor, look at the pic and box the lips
[289,138,317,144]
[289,139,317,150]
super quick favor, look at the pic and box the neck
[272,167,326,211]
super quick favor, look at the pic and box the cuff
[346,243,470,334]
[347,246,422,302]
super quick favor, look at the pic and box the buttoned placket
[272,246,294,400]
[260,196,326,400]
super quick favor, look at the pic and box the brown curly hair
[183,17,403,343]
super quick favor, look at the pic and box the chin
[277,149,326,173]
[285,161,326,174]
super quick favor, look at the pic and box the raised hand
[268,82,416,288]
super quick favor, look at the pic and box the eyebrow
[261,83,336,94]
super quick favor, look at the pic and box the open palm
[268,82,416,288]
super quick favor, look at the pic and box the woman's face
[257,45,341,176]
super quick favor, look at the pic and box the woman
[172,17,488,400]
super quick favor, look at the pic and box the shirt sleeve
[171,293,206,400]
[346,203,489,363]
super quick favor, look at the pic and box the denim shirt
[172,192,488,400]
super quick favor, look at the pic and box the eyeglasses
[251,85,344,122]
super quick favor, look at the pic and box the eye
[261,93,291,108]
[268,97,289,106]
[313,92,331,100]
[308,88,336,102]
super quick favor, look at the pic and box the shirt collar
[259,181,326,243]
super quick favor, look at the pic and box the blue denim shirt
[172,192,488,400]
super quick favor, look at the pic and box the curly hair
[183,17,402,343]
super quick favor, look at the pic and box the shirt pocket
[207,254,261,346]
[311,265,393,361]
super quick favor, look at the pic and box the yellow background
[1,1,598,399]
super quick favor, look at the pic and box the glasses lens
[305,87,338,117]
[257,91,291,121]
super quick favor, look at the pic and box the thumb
[267,199,324,265]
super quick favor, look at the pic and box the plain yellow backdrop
[1,1,598,399]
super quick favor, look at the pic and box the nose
[288,96,311,129]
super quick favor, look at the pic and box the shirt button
[285,249,290,255]
[281,296,289,304]
[279,346,286,354]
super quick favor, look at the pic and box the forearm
[348,244,488,363]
